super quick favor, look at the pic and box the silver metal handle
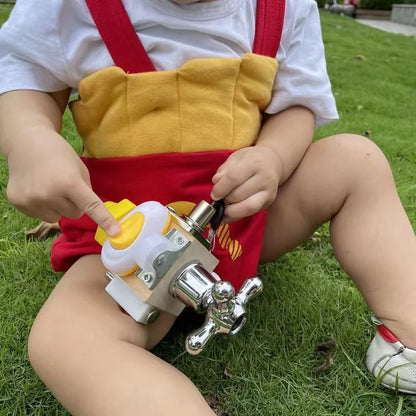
[173,270,263,355]
[236,277,263,307]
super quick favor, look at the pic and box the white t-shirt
[0,0,339,126]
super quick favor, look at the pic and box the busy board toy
[95,199,262,354]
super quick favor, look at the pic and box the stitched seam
[177,71,183,153]
[231,60,243,149]
[125,75,133,155]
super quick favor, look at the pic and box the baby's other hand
[6,132,120,237]
[210,146,282,223]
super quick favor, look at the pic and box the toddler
[0,0,415,414]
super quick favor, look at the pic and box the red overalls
[51,0,286,290]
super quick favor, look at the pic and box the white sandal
[366,318,416,394]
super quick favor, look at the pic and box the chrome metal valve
[170,266,262,354]
[97,198,263,354]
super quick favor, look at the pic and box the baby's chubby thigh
[27,254,177,414]
[260,133,392,262]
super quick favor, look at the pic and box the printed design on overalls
[216,224,242,261]
[167,201,242,261]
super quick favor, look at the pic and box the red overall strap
[253,0,286,57]
[85,0,285,74]
[85,0,155,73]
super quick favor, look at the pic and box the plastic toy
[95,199,262,354]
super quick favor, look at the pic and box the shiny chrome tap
[171,264,263,354]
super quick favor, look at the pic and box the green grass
[1,9,416,416]
[0,4,13,24]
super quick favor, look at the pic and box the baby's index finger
[98,214,121,238]
[73,186,121,237]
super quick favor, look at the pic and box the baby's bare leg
[261,134,416,347]
[28,255,215,416]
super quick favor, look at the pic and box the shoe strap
[372,317,399,343]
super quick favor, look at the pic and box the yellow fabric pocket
[71,54,277,158]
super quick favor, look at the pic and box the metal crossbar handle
[171,264,263,354]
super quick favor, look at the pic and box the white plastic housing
[101,201,173,276]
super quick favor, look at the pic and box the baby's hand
[6,131,120,236]
[210,146,282,223]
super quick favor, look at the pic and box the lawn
[1,6,416,415]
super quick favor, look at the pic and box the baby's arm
[0,90,120,236]
[211,0,337,223]
[210,105,315,222]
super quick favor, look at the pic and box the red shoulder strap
[85,0,285,73]
[253,0,286,57]
[85,0,155,73]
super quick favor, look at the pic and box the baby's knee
[313,133,385,162]
[27,309,57,375]
[311,134,394,184]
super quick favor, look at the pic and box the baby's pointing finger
[72,184,121,237]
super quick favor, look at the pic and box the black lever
[210,200,225,231]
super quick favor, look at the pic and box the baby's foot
[366,318,416,394]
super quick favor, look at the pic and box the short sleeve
[0,0,70,95]
[266,0,339,126]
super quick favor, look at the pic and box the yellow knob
[105,199,136,220]
[109,212,145,250]
[95,199,136,246]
